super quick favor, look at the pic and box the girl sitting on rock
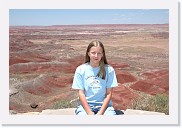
[72,40,118,115]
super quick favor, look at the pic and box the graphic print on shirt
[88,76,102,94]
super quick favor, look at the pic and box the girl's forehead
[90,46,103,51]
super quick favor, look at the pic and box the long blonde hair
[85,40,108,79]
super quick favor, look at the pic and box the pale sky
[9,9,169,26]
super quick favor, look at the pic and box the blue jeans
[75,105,116,115]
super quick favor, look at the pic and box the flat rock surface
[15,108,165,115]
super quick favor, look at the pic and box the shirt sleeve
[72,67,84,90]
[106,66,118,88]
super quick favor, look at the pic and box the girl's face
[88,46,103,67]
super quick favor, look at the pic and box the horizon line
[9,23,169,27]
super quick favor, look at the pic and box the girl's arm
[96,88,113,115]
[78,89,94,115]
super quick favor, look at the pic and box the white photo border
[0,0,179,125]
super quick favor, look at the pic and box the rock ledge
[11,108,165,115]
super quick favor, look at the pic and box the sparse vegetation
[51,99,78,109]
[129,93,169,115]
[51,99,72,109]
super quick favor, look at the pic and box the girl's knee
[104,107,116,115]
[75,106,87,115]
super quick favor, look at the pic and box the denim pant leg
[75,105,87,115]
[103,106,116,115]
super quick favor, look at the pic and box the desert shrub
[51,99,76,109]
[130,93,169,115]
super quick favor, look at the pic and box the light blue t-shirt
[72,63,118,107]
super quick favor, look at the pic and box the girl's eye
[91,52,103,56]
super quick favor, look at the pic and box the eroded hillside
[9,24,169,113]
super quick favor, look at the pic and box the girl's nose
[94,53,98,57]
